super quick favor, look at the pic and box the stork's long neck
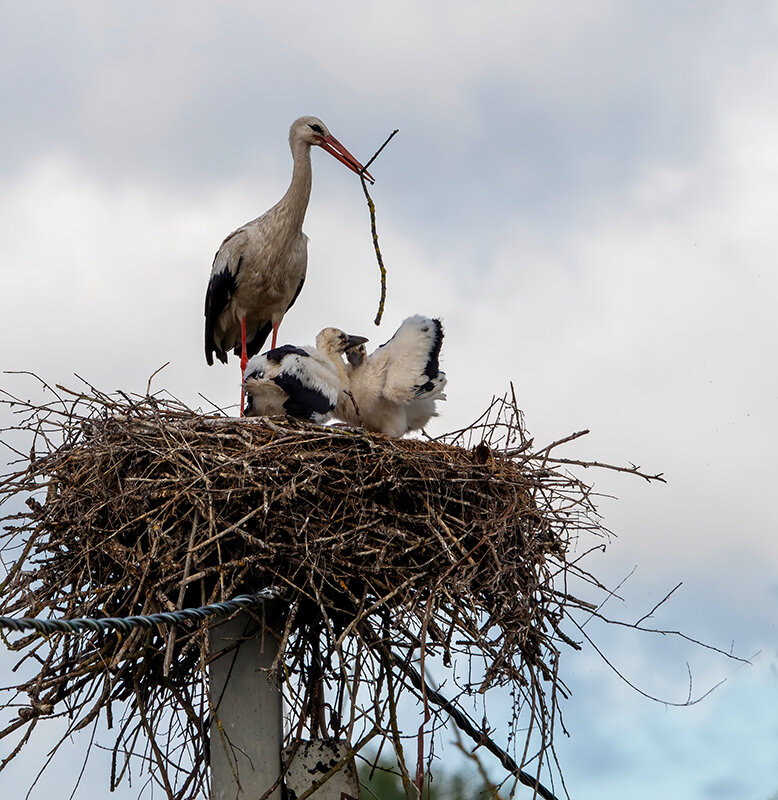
[318,343,350,386]
[279,140,314,232]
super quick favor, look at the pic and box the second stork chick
[338,315,447,437]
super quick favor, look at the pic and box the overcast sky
[1,2,777,798]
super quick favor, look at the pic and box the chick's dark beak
[345,334,369,349]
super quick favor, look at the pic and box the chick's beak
[345,334,369,349]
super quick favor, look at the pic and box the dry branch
[360,128,398,325]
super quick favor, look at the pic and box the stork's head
[289,116,374,183]
[315,328,368,360]
[345,342,367,368]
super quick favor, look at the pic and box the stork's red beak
[319,134,375,184]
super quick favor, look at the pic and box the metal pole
[209,613,282,800]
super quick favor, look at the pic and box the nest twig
[0,376,661,799]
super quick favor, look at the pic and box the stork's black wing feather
[204,256,241,365]
[422,318,444,381]
[286,276,306,314]
[264,345,310,364]
[273,369,334,420]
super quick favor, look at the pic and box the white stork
[336,315,447,437]
[243,328,368,422]
[204,116,373,410]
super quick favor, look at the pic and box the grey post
[209,614,282,800]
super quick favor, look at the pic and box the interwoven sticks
[0,381,658,798]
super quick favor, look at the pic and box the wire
[0,587,282,636]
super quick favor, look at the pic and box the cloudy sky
[1,1,777,798]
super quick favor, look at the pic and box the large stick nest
[0,380,661,799]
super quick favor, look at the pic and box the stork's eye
[309,123,324,134]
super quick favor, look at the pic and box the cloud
[2,4,778,798]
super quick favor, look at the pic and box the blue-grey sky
[1,2,777,798]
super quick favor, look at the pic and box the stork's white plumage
[337,315,447,437]
[243,328,368,422]
[204,116,373,412]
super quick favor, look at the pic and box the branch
[543,456,666,483]
[380,644,560,800]
[360,128,399,326]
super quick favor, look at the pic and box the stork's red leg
[239,316,248,418]
[271,322,279,350]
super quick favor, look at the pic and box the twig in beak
[360,129,399,326]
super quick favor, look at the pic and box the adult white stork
[336,315,447,437]
[204,116,373,407]
[243,328,368,422]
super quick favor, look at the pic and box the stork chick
[337,315,447,437]
[243,329,368,422]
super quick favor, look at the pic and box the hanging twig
[360,128,399,325]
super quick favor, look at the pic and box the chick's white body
[243,328,367,423]
[337,315,447,437]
